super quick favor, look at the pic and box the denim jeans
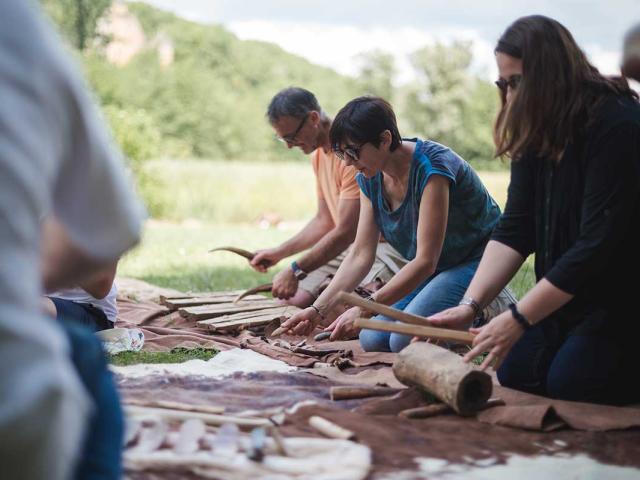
[497,320,640,405]
[359,258,480,353]
[59,319,124,479]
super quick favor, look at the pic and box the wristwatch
[290,261,308,280]
[458,296,481,318]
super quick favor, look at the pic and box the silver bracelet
[458,296,481,318]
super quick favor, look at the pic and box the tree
[356,50,396,101]
[403,41,500,166]
[41,0,111,50]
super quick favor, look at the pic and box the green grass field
[120,162,535,299]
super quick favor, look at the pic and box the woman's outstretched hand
[462,311,524,370]
[324,306,363,341]
[277,306,321,336]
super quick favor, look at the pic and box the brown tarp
[115,370,640,479]
[116,299,240,352]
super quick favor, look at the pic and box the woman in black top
[428,15,640,405]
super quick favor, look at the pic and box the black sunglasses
[276,114,308,144]
[332,142,366,161]
[495,74,522,93]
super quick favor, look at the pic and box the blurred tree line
[41,0,504,170]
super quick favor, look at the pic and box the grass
[139,159,316,223]
[109,347,218,366]
[119,220,298,292]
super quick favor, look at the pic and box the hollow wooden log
[330,386,403,401]
[392,342,492,416]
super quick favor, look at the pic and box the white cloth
[50,283,119,323]
[0,2,144,479]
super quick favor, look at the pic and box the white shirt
[0,2,144,479]
[49,283,118,323]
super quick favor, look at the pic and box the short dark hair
[267,87,321,123]
[330,96,402,152]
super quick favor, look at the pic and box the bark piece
[330,386,402,401]
[308,416,356,440]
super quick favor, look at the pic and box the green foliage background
[42,0,507,218]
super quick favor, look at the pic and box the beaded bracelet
[508,303,531,330]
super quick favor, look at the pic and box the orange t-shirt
[311,148,361,225]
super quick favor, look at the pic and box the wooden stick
[355,317,474,345]
[233,283,273,304]
[267,426,289,456]
[330,386,402,401]
[399,403,452,419]
[125,405,273,429]
[122,399,225,415]
[337,292,435,327]
[308,416,356,440]
[208,246,255,260]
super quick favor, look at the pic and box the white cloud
[227,20,621,84]
[228,20,500,84]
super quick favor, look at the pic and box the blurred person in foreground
[0,1,144,478]
[428,15,640,405]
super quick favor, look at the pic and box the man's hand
[325,306,363,341]
[250,248,282,273]
[271,267,299,300]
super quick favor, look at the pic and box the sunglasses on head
[495,74,522,93]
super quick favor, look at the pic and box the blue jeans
[359,259,480,352]
[497,320,640,405]
[52,297,113,332]
[59,319,124,479]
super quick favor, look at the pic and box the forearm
[296,226,354,273]
[313,247,376,312]
[465,240,525,308]
[275,216,333,258]
[371,258,436,306]
[41,218,111,293]
[79,262,117,299]
[516,278,573,325]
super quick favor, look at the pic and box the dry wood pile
[160,291,300,334]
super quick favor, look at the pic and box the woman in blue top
[278,96,501,352]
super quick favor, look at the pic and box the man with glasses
[250,87,405,312]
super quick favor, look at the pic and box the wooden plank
[197,307,300,332]
[160,290,250,306]
[180,300,284,320]
[197,306,299,325]
[163,294,267,310]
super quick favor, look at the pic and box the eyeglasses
[495,74,522,93]
[332,142,366,161]
[275,114,308,144]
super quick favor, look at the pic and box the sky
[142,0,638,83]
